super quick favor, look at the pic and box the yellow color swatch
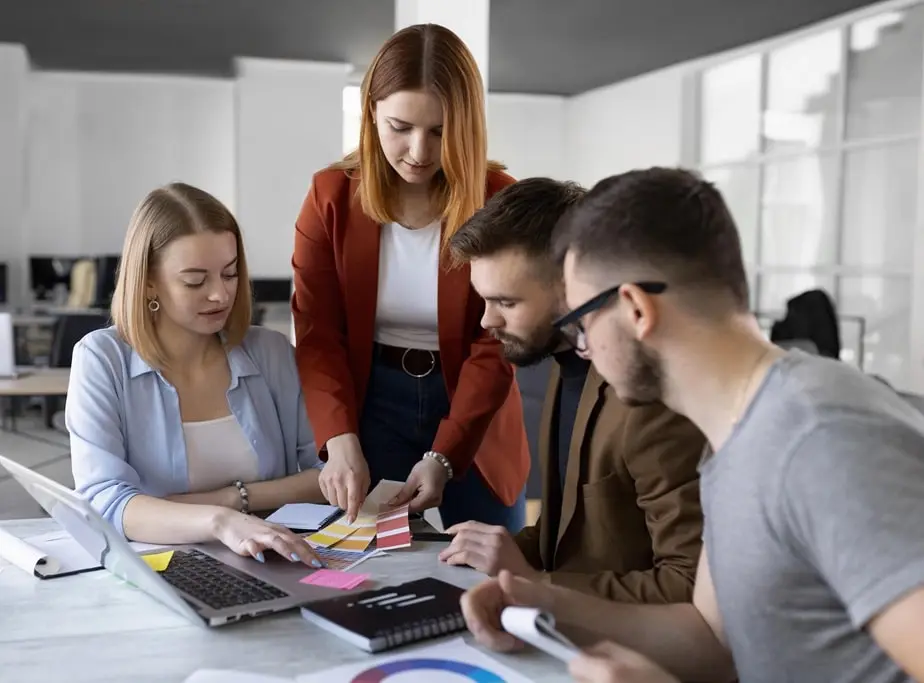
[140,550,174,572]
[329,533,376,553]
[307,514,376,549]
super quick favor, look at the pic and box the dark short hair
[450,177,586,268]
[553,167,749,312]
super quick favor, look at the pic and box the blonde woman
[66,183,324,566]
[292,24,530,530]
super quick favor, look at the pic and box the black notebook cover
[299,577,466,652]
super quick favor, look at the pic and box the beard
[492,327,562,367]
[618,335,664,407]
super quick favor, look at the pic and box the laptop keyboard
[160,549,289,610]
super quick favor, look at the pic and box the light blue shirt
[65,325,321,537]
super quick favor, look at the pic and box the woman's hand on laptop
[212,510,324,567]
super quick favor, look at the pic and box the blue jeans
[358,350,525,533]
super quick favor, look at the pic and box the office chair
[44,312,110,428]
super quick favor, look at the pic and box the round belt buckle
[401,348,436,378]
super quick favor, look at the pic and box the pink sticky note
[300,569,370,590]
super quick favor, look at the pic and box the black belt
[376,343,441,377]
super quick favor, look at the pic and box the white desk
[0,518,570,683]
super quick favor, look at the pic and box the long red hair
[330,23,505,254]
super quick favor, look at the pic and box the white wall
[487,93,568,180]
[235,58,349,278]
[3,58,350,306]
[0,44,29,303]
[565,64,688,189]
[26,72,235,259]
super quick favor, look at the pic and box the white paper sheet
[183,639,536,683]
[184,670,292,683]
[264,502,340,530]
[0,526,65,577]
[296,637,535,683]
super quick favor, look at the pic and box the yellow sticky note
[140,550,174,572]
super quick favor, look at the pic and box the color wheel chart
[297,638,531,683]
[350,657,505,682]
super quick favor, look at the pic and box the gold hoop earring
[148,298,160,313]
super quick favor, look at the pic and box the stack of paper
[264,503,340,531]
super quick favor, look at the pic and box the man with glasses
[442,177,706,605]
[461,168,924,683]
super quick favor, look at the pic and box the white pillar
[394,0,490,94]
[0,44,29,306]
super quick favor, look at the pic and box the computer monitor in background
[30,256,80,301]
[0,262,7,305]
[250,278,293,304]
[93,255,121,308]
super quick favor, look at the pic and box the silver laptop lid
[0,455,202,624]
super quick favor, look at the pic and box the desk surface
[0,518,569,683]
[0,367,70,396]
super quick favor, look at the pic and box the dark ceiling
[0,0,884,95]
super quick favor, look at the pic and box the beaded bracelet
[422,451,453,481]
[233,480,250,514]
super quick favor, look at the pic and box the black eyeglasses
[552,281,667,352]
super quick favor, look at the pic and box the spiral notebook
[299,577,466,653]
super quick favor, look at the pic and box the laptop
[0,455,335,627]
[0,313,31,379]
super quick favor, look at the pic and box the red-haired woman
[292,23,528,531]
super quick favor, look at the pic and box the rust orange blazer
[291,167,530,506]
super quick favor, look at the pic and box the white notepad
[264,503,341,530]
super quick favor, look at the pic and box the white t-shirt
[374,221,440,351]
[183,415,259,492]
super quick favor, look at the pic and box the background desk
[0,367,70,397]
[0,368,70,436]
[0,518,571,683]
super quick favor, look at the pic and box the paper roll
[0,526,60,577]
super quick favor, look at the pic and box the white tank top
[374,221,440,350]
[183,415,259,492]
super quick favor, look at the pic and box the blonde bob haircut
[330,23,505,255]
[110,182,252,369]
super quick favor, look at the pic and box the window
[342,85,362,155]
[694,2,924,390]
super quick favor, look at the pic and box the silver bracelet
[422,451,453,481]
[233,480,250,514]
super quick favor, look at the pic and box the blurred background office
[1,0,923,517]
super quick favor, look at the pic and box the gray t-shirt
[701,351,924,683]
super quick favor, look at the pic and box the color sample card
[309,546,381,571]
[306,522,358,549]
[299,569,370,590]
[375,503,411,550]
[329,533,376,553]
[308,513,377,551]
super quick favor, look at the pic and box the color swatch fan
[307,514,377,553]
